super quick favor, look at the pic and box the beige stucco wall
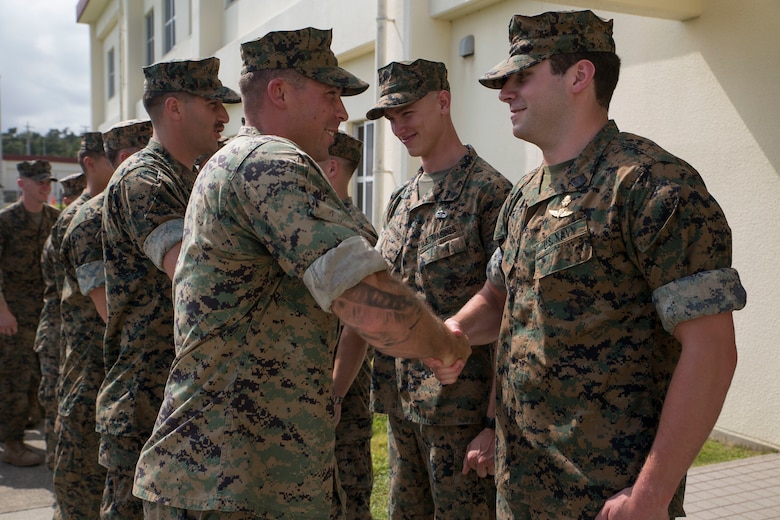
[81,0,780,448]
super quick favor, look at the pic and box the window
[145,10,154,65]
[354,122,374,223]
[107,48,115,99]
[164,0,176,54]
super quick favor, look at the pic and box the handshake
[423,318,471,385]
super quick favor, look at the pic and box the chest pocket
[534,218,592,279]
[419,234,467,266]
[379,225,405,268]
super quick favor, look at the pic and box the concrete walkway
[1,425,778,519]
[0,426,52,520]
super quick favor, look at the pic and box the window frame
[163,0,176,54]
[145,9,155,65]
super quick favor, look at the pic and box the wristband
[482,416,496,430]
[333,394,344,406]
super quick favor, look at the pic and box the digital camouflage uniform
[475,11,747,519]
[41,191,91,476]
[486,121,747,519]
[43,135,104,517]
[374,145,510,519]
[55,192,110,519]
[133,28,375,520]
[0,161,59,450]
[101,57,240,519]
[34,173,87,463]
[34,172,88,459]
[34,235,62,469]
[133,126,386,519]
[367,59,512,519]
[329,132,377,520]
[99,138,197,518]
[35,172,88,466]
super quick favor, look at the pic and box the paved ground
[0,426,52,520]
[1,424,778,519]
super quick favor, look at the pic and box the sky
[0,0,92,135]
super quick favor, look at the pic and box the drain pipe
[374,0,392,226]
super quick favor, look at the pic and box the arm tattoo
[332,281,424,348]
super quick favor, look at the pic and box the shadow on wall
[611,0,779,175]
[689,0,780,175]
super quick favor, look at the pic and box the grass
[368,415,774,519]
[692,438,775,467]
[370,414,390,520]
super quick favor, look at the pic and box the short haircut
[548,52,621,109]
[142,90,195,122]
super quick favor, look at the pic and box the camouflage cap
[479,10,615,89]
[103,119,153,154]
[240,27,369,97]
[366,59,449,120]
[17,160,56,182]
[329,131,363,165]
[59,172,86,198]
[80,132,106,155]
[143,57,241,103]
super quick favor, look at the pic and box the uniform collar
[410,145,478,208]
[522,120,619,206]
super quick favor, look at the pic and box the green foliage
[370,414,390,520]
[2,127,83,158]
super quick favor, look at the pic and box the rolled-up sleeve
[303,235,388,312]
[652,267,747,333]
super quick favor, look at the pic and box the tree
[1,127,82,158]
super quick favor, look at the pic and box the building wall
[78,0,780,449]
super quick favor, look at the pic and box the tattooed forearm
[331,273,471,364]
[333,281,425,349]
[340,280,417,311]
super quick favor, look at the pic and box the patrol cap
[479,10,615,89]
[366,59,449,120]
[143,57,241,103]
[240,27,369,97]
[329,131,363,165]
[80,132,106,155]
[103,119,153,155]
[59,172,86,198]
[17,160,56,182]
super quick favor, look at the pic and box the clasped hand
[423,320,470,384]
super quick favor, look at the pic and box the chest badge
[549,195,574,218]
[435,209,448,219]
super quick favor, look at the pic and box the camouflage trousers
[143,484,345,519]
[496,491,532,520]
[0,327,38,442]
[143,502,265,520]
[53,410,104,520]
[36,331,59,468]
[99,433,146,520]
[38,374,58,469]
[334,358,373,520]
[386,413,496,520]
